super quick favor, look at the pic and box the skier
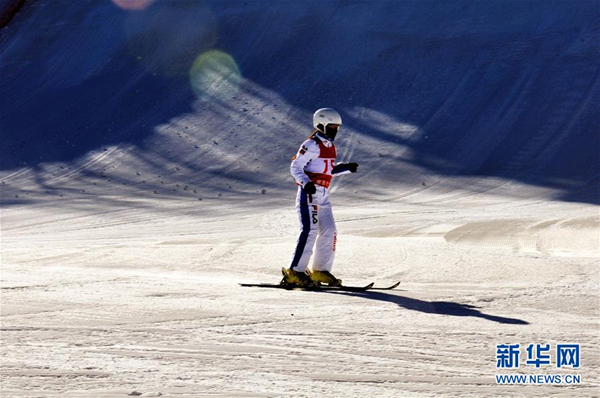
[282,108,359,287]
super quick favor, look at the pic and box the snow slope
[1,0,599,396]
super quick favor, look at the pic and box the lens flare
[124,1,216,77]
[189,50,242,101]
[111,0,154,11]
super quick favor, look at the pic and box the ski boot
[281,268,317,288]
[309,270,342,287]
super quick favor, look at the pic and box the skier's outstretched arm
[332,162,359,176]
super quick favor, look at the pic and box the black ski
[239,281,401,292]
[239,282,374,292]
[373,281,402,290]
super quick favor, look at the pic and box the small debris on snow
[261,189,267,194]
[128,392,143,396]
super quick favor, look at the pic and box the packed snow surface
[1,0,599,396]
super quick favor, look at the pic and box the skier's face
[324,124,339,140]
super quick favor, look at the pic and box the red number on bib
[322,159,334,173]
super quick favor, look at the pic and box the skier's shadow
[333,291,529,325]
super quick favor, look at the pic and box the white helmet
[313,108,342,130]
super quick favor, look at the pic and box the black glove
[332,162,359,174]
[303,182,317,195]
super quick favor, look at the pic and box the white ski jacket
[290,133,353,189]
